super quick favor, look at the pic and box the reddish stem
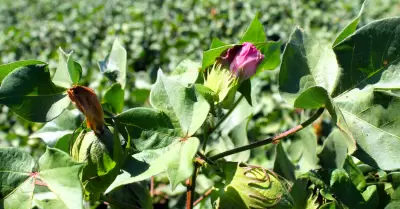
[193,187,213,206]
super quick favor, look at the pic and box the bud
[71,129,118,194]
[204,63,238,103]
[67,85,105,136]
[220,42,264,81]
[211,162,293,209]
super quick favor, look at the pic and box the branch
[209,108,325,161]
[196,151,215,165]
[193,187,213,207]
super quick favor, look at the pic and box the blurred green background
[0,0,398,157]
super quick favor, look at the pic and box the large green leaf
[0,148,36,209]
[116,107,180,151]
[333,17,400,97]
[29,109,82,146]
[99,38,127,89]
[52,48,82,88]
[334,87,400,170]
[0,60,46,83]
[328,17,400,170]
[150,70,210,137]
[106,137,199,192]
[0,147,84,209]
[0,64,70,122]
[38,148,85,209]
[279,27,340,106]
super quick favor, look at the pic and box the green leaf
[240,12,266,43]
[362,185,379,209]
[332,1,365,46]
[38,148,84,209]
[52,48,82,88]
[330,169,366,208]
[209,117,251,162]
[334,87,400,170]
[106,182,152,209]
[210,38,226,49]
[385,202,400,209]
[150,70,210,137]
[116,107,180,151]
[274,143,296,182]
[202,44,235,69]
[0,148,36,209]
[332,17,400,97]
[0,147,84,209]
[319,202,342,209]
[103,83,124,114]
[0,60,46,83]
[0,64,70,122]
[287,127,319,174]
[318,129,349,169]
[290,178,320,209]
[106,137,199,192]
[33,194,68,209]
[294,86,333,109]
[279,27,340,106]
[237,79,252,106]
[255,41,281,71]
[29,109,82,146]
[99,38,127,89]
[170,59,200,86]
[343,156,365,191]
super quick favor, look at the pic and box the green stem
[208,95,244,135]
[209,108,325,161]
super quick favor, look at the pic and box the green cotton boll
[71,129,119,194]
[211,162,293,209]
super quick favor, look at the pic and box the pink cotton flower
[221,42,264,80]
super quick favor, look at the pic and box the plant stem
[201,123,209,152]
[196,151,215,165]
[186,163,200,209]
[193,187,213,206]
[150,176,154,197]
[209,107,325,161]
[208,95,244,135]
